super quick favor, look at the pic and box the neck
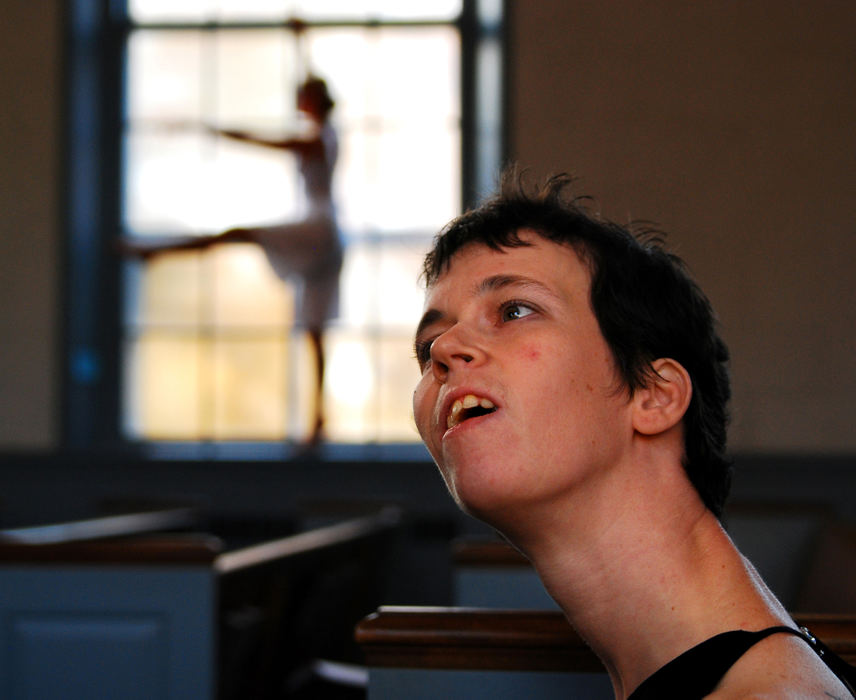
[497,455,791,698]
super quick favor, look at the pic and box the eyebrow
[476,273,557,297]
[414,273,559,343]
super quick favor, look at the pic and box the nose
[429,324,486,383]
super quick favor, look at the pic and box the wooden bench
[0,508,218,699]
[452,537,557,609]
[0,506,199,545]
[356,607,856,699]
[217,506,402,698]
[0,506,402,700]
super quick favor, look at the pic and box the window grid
[120,6,461,445]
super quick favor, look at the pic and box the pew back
[0,506,402,700]
[0,508,218,700]
[218,507,403,698]
[356,607,856,700]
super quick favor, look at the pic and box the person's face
[412,231,634,521]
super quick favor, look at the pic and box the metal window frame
[62,0,506,459]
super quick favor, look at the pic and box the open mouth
[446,394,497,429]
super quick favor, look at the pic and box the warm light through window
[121,3,461,444]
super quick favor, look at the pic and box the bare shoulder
[708,632,852,699]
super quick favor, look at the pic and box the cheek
[412,378,433,439]
[519,343,542,363]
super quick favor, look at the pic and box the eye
[501,301,536,322]
[414,338,434,368]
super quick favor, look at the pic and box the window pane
[125,26,459,236]
[277,0,461,21]
[127,30,206,124]
[129,0,209,23]
[209,245,293,327]
[121,9,461,445]
[356,126,459,231]
[377,334,423,442]
[128,252,204,327]
[124,333,293,440]
[378,243,430,326]
[307,27,460,123]
[324,329,379,443]
[212,337,289,438]
[124,129,300,233]
[338,239,428,328]
[125,30,302,233]
[338,126,460,232]
[211,30,296,126]
[322,331,422,443]
[130,0,462,23]
[123,333,204,439]
[306,26,460,232]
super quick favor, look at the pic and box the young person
[412,171,855,698]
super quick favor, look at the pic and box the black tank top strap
[753,624,811,643]
[799,625,856,698]
[628,625,856,699]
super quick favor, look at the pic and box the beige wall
[0,2,61,449]
[509,1,856,452]
[1,2,854,452]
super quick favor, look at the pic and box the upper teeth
[447,394,496,429]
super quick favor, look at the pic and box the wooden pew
[0,506,402,700]
[452,537,557,609]
[0,506,199,546]
[217,506,403,699]
[0,508,219,700]
[356,607,856,699]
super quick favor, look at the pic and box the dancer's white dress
[247,122,343,329]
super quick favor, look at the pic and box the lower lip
[442,411,497,440]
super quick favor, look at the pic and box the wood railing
[0,507,199,544]
[356,606,856,671]
[216,508,400,575]
[452,536,557,610]
[216,506,403,698]
[0,507,218,564]
[452,537,529,568]
[357,606,600,672]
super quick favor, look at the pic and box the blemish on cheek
[524,346,541,362]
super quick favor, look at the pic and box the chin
[448,478,522,528]
[436,447,526,516]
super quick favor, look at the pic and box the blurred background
[0,3,854,694]
[4,1,854,454]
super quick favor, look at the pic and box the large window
[64,0,504,455]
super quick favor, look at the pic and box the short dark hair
[422,170,733,517]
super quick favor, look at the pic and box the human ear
[631,358,692,436]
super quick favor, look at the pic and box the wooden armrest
[0,507,198,545]
[794,613,856,664]
[215,507,401,576]
[0,533,222,565]
[355,606,602,672]
[452,538,530,567]
[356,607,856,671]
